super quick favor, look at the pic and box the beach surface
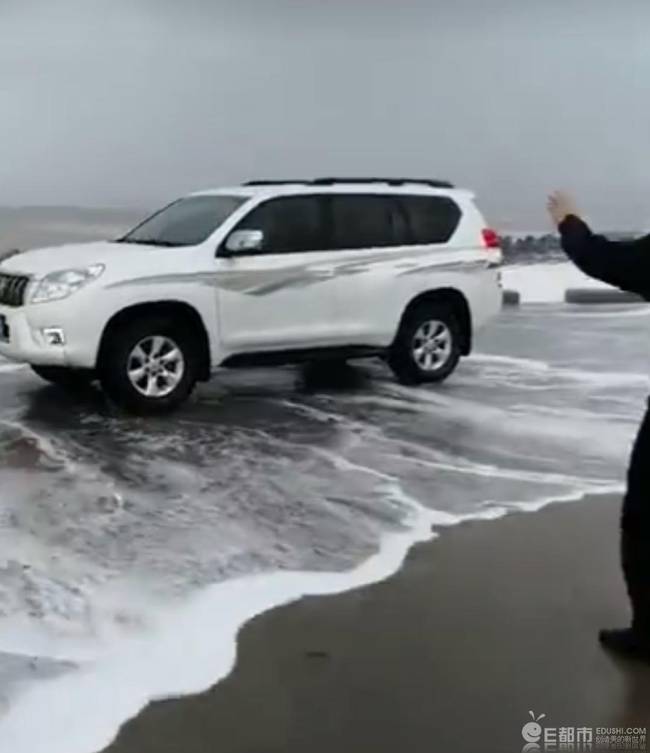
[104,494,650,753]
[1,239,649,752]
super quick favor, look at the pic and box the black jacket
[559,215,650,300]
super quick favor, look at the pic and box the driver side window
[234,195,328,254]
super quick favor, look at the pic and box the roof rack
[311,177,454,188]
[243,177,454,189]
[243,180,309,186]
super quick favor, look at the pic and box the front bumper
[0,304,96,368]
[0,307,66,365]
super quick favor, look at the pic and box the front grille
[0,273,29,307]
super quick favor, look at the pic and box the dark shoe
[599,628,650,663]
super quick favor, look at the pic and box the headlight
[31,264,105,304]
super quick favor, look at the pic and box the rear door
[215,194,341,354]
[327,193,471,343]
[325,193,406,341]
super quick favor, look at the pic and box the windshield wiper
[114,238,186,248]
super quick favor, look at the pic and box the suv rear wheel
[388,302,462,385]
[99,315,200,414]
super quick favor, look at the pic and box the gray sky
[1,0,649,230]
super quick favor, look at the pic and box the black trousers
[622,401,650,632]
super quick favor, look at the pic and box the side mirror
[222,229,264,256]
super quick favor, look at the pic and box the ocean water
[502,260,613,303]
[0,263,647,753]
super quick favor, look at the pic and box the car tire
[99,315,199,415]
[388,302,462,385]
[31,366,95,390]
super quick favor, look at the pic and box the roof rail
[243,177,455,189]
[311,177,454,188]
[243,180,309,186]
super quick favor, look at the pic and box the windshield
[117,195,247,247]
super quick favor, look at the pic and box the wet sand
[103,494,650,753]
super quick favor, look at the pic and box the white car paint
[0,183,502,374]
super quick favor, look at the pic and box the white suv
[0,178,502,413]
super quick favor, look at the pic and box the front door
[215,194,339,354]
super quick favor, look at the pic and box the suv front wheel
[388,302,462,385]
[99,315,199,414]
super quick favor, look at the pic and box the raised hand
[547,191,580,228]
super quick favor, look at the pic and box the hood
[0,241,165,279]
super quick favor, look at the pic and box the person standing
[548,191,650,661]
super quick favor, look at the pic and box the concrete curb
[565,288,644,304]
[502,289,521,306]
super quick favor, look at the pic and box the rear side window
[330,195,397,250]
[400,196,461,245]
[235,195,328,253]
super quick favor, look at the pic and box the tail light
[481,228,501,249]
[481,227,502,268]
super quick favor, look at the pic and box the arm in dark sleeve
[559,215,650,298]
